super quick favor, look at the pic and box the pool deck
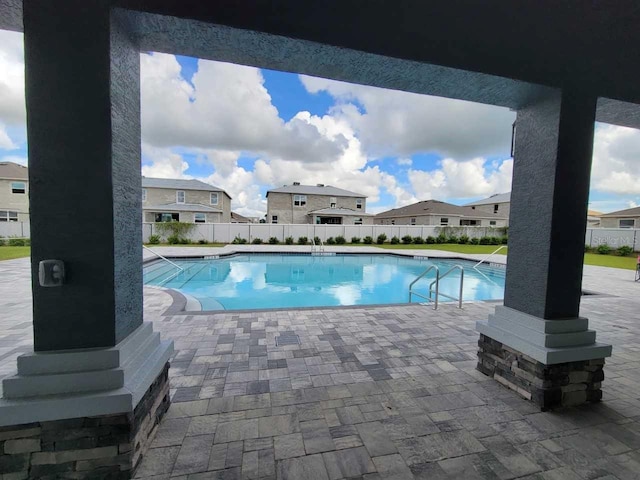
[2,248,640,479]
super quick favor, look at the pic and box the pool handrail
[472,245,507,269]
[409,265,439,309]
[429,265,464,309]
[143,245,184,272]
[311,237,324,254]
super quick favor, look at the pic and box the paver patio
[1,250,640,479]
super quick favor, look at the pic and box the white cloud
[592,124,640,195]
[0,30,26,152]
[396,158,412,166]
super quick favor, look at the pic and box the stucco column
[0,1,172,428]
[476,89,611,409]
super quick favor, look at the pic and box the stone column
[0,1,173,477]
[477,89,611,410]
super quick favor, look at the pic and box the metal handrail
[409,265,439,309]
[429,265,464,309]
[311,238,324,253]
[472,245,507,268]
[143,245,184,272]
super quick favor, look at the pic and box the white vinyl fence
[3,222,640,251]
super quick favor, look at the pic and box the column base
[477,334,604,410]
[0,362,170,479]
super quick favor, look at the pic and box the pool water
[143,254,505,311]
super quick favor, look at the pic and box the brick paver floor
[2,251,640,479]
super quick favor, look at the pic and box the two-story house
[142,177,232,223]
[464,192,511,221]
[0,161,29,223]
[266,183,372,224]
[375,199,508,227]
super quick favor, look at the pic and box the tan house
[464,192,511,220]
[587,210,603,227]
[375,199,508,227]
[0,161,29,223]
[266,183,373,225]
[599,206,640,229]
[142,177,231,223]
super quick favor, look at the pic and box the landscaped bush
[446,235,459,244]
[363,236,374,244]
[155,221,195,243]
[458,235,470,245]
[167,235,180,245]
[402,235,413,245]
[617,245,633,256]
[470,237,480,245]
[500,236,508,245]
[436,234,447,244]
[390,236,400,245]
[251,238,263,244]
[0,238,5,246]
[179,238,191,244]
[147,234,161,245]
[285,236,294,245]
[425,236,435,244]
[268,237,279,244]
[314,236,321,246]
[232,236,247,244]
[8,238,26,246]
[413,236,425,244]
[335,235,346,244]
[376,233,387,245]
[490,237,501,245]
[326,237,336,245]
[297,236,308,245]
[198,239,208,245]
[351,237,361,244]
[596,244,611,255]
[479,236,491,245]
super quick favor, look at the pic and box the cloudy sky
[1,30,639,217]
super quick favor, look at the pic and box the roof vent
[317,184,324,187]
[293,182,301,186]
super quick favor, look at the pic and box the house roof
[142,177,230,197]
[309,208,373,217]
[266,184,365,198]
[600,206,640,217]
[464,192,511,206]
[143,203,223,213]
[0,161,28,180]
[375,200,508,219]
[231,211,251,222]
[587,210,603,217]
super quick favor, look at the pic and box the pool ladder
[408,265,465,309]
[311,238,325,255]
[143,245,184,285]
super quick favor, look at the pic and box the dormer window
[176,190,185,204]
[210,192,218,205]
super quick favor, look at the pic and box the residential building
[0,161,29,223]
[266,182,373,224]
[465,192,511,219]
[375,199,508,227]
[599,206,640,229]
[231,211,253,223]
[587,210,603,227]
[142,177,231,223]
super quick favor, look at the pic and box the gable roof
[464,192,511,206]
[0,161,28,180]
[231,211,251,222]
[142,177,229,197]
[600,206,640,217]
[266,184,365,198]
[375,199,508,219]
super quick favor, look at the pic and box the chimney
[293,182,300,186]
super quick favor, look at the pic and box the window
[154,213,179,222]
[330,197,337,208]
[354,218,363,225]
[461,219,479,226]
[293,194,307,206]
[494,204,499,213]
[356,199,363,209]
[272,215,278,224]
[391,220,395,225]
[410,218,416,225]
[176,190,185,203]
[0,211,18,222]
[619,219,635,228]
[490,220,497,226]
[194,213,206,223]
[142,189,147,202]
[11,182,26,194]
[210,192,218,205]
[440,217,449,226]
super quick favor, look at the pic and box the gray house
[465,192,511,220]
[599,206,640,229]
[142,177,231,223]
[266,183,373,224]
[375,199,508,227]
[0,161,29,223]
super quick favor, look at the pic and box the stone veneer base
[0,362,170,479]
[477,334,604,410]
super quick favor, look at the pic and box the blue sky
[1,30,640,217]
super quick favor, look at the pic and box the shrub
[617,245,633,256]
[376,233,387,244]
[402,235,413,244]
[425,236,435,244]
[479,236,491,245]
[155,221,195,242]
[390,236,400,245]
[198,239,208,245]
[313,236,321,246]
[268,237,279,244]
[500,236,508,245]
[8,238,26,246]
[413,236,425,244]
[0,238,5,246]
[285,236,294,245]
[470,237,480,245]
[232,236,247,244]
[297,236,308,245]
[436,234,447,244]
[363,236,374,244]
[446,235,459,244]
[335,235,346,245]
[179,238,191,244]
[251,238,263,244]
[167,235,180,245]
[326,237,336,245]
[148,235,161,245]
[596,244,611,255]
[458,235,470,245]
[351,237,361,244]
[490,236,501,245]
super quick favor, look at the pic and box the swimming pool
[144,253,505,311]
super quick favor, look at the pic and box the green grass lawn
[144,243,225,247]
[0,246,31,261]
[375,244,508,255]
[583,253,638,270]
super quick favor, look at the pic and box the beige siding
[267,192,367,224]
[142,186,230,223]
[472,201,511,218]
[0,179,29,221]
[375,215,508,227]
[600,217,638,228]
